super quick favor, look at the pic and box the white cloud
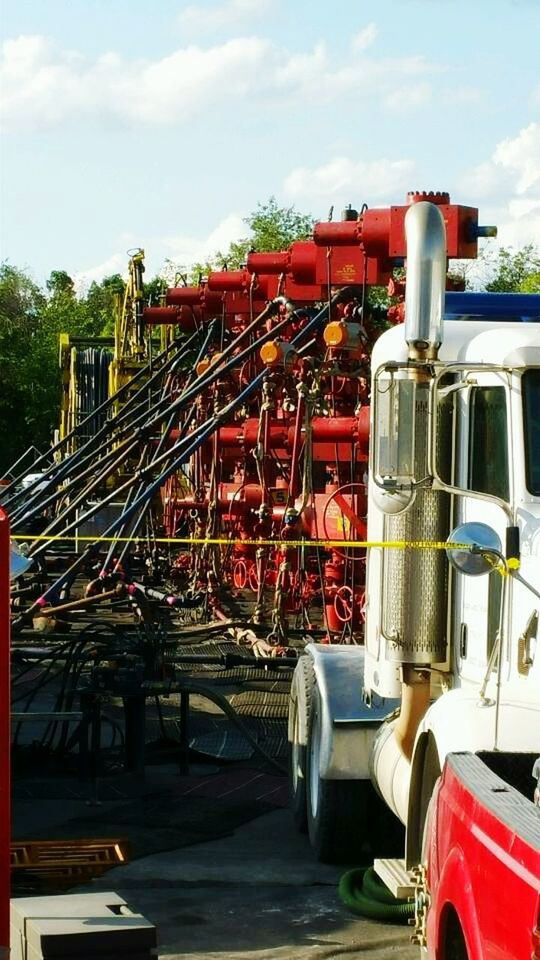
[493,122,540,194]
[495,201,540,249]
[442,85,482,106]
[178,0,271,33]
[273,42,327,89]
[459,159,508,200]
[282,51,433,103]
[0,34,277,129]
[156,213,246,269]
[458,121,540,248]
[73,252,127,294]
[384,82,431,111]
[73,213,247,291]
[283,156,415,202]
[351,23,378,53]
[0,31,439,132]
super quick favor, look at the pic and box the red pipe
[143,306,179,325]
[166,287,224,311]
[207,271,273,300]
[289,393,305,500]
[313,221,361,246]
[215,410,370,451]
[0,509,10,958]
[207,270,252,292]
[247,251,289,275]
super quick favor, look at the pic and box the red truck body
[425,753,540,960]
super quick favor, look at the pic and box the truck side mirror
[446,522,502,577]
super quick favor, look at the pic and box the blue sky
[1,0,539,288]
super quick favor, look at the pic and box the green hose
[338,866,415,923]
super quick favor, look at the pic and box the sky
[1,0,539,290]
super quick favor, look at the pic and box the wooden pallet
[11,838,129,881]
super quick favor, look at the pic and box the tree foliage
[245,196,314,252]
[189,196,314,281]
[483,243,540,293]
[0,264,122,475]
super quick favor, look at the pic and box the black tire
[366,781,405,858]
[305,684,369,864]
[288,656,315,832]
[445,909,469,960]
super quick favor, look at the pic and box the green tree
[0,264,47,474]
[144,274,167,305]
[189,197,314,282]
[483,243,540,293]
[245,196,314,252]
[519,270,540,293]
[85,273,125,335]
[0,265,123,475]
[46,270,75,297]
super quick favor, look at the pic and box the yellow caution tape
[10,533,469,551]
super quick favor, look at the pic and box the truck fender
[305,642,399,780]
[434,846,483,960]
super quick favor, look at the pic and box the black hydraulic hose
[11,435,137,530]
[100,470,145,573]
[7,364,178,519]
[96,364,186,569]
[152,300,294,427]
[18,306,274,522]
[101,321,216,572]
[13,331,205,528]
[106,395,198,574]
[86,294,335,534]
[338,866,414,922]
[2,328,203,510]
[24,295,336,605]
[26,343,209,558]
[112,322,212,432]
[25,360,267,600]
[6,392,152,522]
[23,436,140,553]
[136,308,295,479]
[2,339,167,505]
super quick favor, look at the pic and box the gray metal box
[10,892,157,959]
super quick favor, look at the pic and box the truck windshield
[523,369,540,495]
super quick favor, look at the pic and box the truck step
[373,858,415,899]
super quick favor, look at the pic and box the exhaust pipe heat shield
[404,202,447,355]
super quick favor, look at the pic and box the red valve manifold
[148,191,485,634]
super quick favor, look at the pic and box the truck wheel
[306,683,367,863]
[288,656,315,832]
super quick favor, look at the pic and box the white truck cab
[288,200,540,866]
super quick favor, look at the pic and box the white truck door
[452,381,511,685]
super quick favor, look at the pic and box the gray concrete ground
[77,808,418,960]
[13,750,417,959]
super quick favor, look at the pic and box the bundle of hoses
[338,866,415,923]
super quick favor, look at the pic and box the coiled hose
[338,865,415,923]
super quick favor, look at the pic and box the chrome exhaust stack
[371,201,449,820]
[404,200,447,361]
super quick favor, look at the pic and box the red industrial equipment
[139,191,486,639]
[0,509,10,958]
